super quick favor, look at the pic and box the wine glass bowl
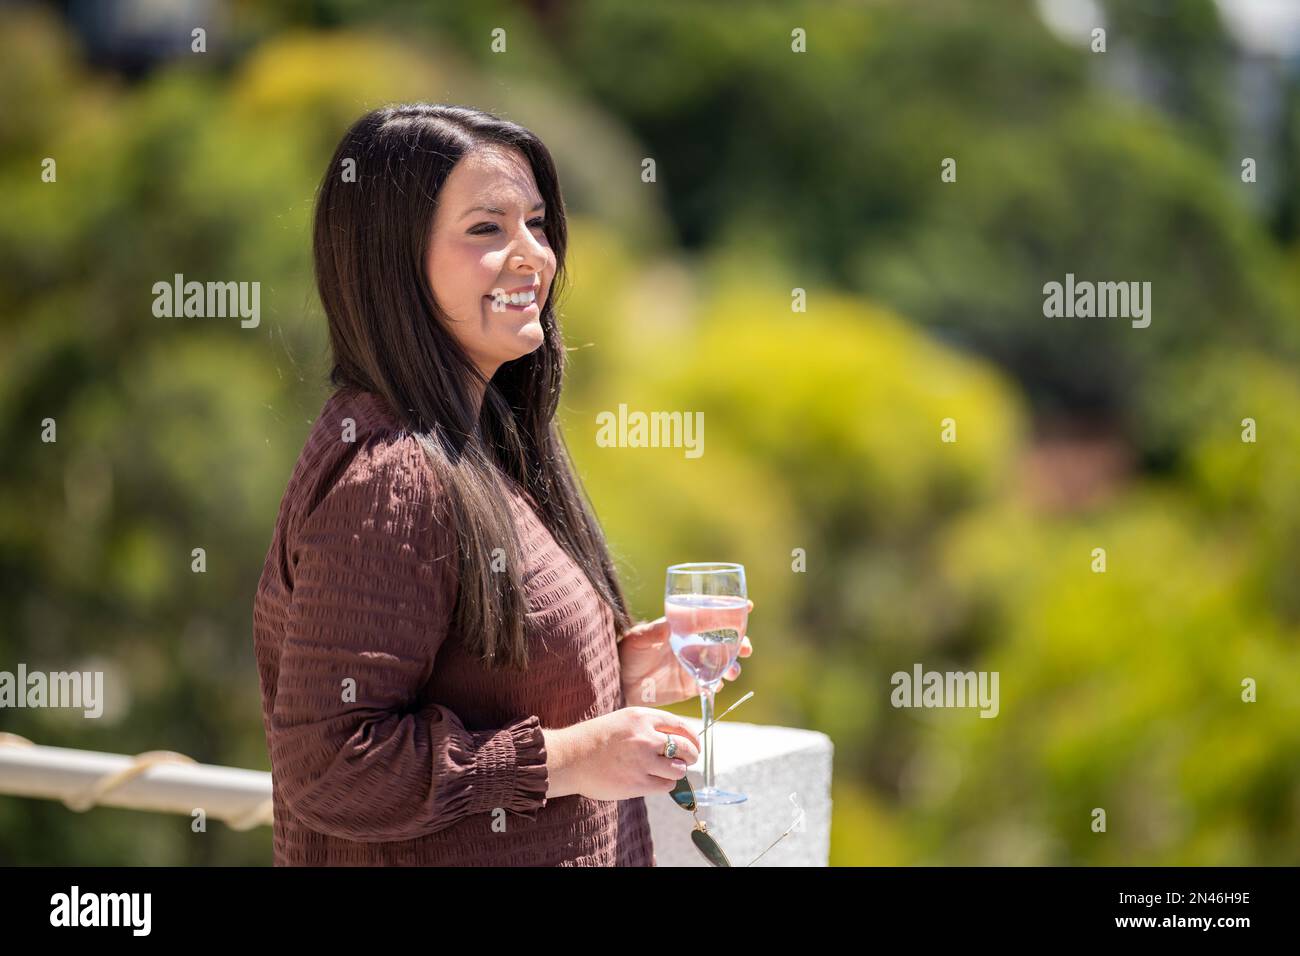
[664,595,748,685]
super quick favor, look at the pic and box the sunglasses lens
[691,827,732,867]
[669,777,696,810]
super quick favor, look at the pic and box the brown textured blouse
[252,386,655,865]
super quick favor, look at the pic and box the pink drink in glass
[665,594,749,686]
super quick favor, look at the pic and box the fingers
[635,616,668,638]
[625,617,668,641]
[650,729,701,767]
[648,772,680,792]
[641,711,700,782]
[644,713,702,753]
[646,730,698,780]
[663,724,701,752]
[657,730,700,765]
[647,754,692,782]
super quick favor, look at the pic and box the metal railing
[0,733,273,830]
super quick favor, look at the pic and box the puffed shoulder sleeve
[268,431,548,842]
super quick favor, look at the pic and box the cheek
[432,247,496,316]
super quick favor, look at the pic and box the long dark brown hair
[311,102,631,670]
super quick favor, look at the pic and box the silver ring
[662,733,677,759]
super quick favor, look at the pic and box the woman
[252,103,752,866]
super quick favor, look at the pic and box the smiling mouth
[484,293,540,312]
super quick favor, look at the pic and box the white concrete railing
[0,723,833,865]
[648,717,833,866]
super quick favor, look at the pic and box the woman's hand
[545,707,704,801]
[618,599,754,706]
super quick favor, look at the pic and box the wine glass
[665,561,748,806]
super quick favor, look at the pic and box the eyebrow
[460,200,546,220]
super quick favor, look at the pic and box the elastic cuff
[467,714,549,820]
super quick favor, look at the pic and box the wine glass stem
[700,682,716,792]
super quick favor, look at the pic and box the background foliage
[1,0,1297,864]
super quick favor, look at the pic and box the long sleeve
[267,430,549,843]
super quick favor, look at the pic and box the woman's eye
[469,219,547,235]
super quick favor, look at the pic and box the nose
[507,219,549,274]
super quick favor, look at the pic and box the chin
[520,319,547,347]
[503,325,546,360]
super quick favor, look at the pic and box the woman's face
[426,147,555,383]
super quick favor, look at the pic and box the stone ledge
[644,719,833,866]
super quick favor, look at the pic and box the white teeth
[488,288,538,308]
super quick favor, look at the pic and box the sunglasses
[666,691,800,867]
